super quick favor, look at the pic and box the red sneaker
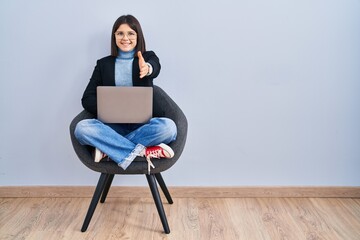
[144,143,174,174]
[145,143,174,159]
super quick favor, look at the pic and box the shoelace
[146,155,155,175]
[145,149,164,174]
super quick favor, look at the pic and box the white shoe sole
[94,148,103,162]
[158,143,174,158]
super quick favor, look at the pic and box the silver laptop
[97,86,153,123]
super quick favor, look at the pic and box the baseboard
[1,186,359,198]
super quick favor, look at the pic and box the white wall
[1,0,359,186]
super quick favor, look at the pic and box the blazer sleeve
[143,51,161,79]
[81,60,102,115]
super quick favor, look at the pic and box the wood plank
[1,186,360,198]
[1,197,359,239]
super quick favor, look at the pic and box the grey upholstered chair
[69,85,187,234]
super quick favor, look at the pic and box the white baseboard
[1,186,359,198]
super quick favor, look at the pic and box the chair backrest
[70,85,188,174]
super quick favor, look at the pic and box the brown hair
[111,15,146,56]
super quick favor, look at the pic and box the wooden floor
[1,197,360,240]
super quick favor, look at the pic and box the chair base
[81,173,172,234]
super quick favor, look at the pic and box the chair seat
[70,85,187,175]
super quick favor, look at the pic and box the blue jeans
[74,117,177,169]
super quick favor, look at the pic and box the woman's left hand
[138,51,149,78]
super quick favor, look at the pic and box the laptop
[97,86,153,123]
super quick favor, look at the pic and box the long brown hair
[111,15,146,56]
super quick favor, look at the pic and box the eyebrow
[115,30,136,33]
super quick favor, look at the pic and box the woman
[74,15,177,173]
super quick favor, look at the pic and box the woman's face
[114,24,137,52]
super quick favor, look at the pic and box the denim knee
[156,117,177,142]
[74,119,98,141]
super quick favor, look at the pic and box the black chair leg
[155,173,173,204]
[146,174,170,234]
[100,174,114,203]
[81,173,108,232]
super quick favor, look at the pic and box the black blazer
[81,51,161,115]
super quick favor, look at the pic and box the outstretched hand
[138,51,149,78]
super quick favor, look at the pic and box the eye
[115,32,124,37]
[128,32,136,36]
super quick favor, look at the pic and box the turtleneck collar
[117,49,136,59]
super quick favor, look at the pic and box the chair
[69,85,188,234]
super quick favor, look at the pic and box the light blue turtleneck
[115,49,135,86]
